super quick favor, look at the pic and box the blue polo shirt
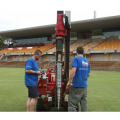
[25,58,39,86]
[72,56,90,88]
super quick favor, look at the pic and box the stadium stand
[38,61,55,69]
[0,60,120,71]
[89,61,115,70]
[92,39,120,51]
[1,15,120,71]
[107,61,120,71]
[0,48,17,53]
[83,39,105,51]
[14,47,39,53]
[0,61,25,67]
[89,61,120,71]
[0,39,120,70]
[39,44,56,53]
[0,43,56,55]
[46,47,56,54]
[70,40,89,52]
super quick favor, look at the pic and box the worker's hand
[36,71,41,75]
[66,81,71,89]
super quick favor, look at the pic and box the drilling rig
[36,11,71,111]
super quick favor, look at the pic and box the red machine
[37,67,57,97]
[36,11,71,111]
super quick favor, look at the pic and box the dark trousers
[68,87,87,112]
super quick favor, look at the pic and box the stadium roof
[1,15,120,39]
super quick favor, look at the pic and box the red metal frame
[55,14,67,37]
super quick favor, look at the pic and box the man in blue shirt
[25,49,42,112]
[66,46,90,112]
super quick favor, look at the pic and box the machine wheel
[36,94,49,111]
[36,98,45,111]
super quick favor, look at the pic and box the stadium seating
[45,40,104,53]
[0,61,25,67]
[38,44,56,52]
[0,39,120,71]
[89,61,120,71]
[106,61,120,71]
[38,60,55,69]
[14,47,39,53]
[0,60,120,71]
[46,47,56,53]
[1,39,119,54]
[83,40,104,51]
[92,39,120,51]
[0,48,17,53]
[1,44,56,54]
[70,41,89,51]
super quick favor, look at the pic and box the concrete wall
[1,52,120,62]
[7,56,12,61]
[23,55,32,61]
[91,53,107,61]
[89,53,120,61]
[44,54,55,61]
[110,53,120,61]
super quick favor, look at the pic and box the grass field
[0,67,120,112]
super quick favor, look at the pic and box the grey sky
[0,0,120,31]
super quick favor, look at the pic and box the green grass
[0,68,120,111]
[87,71,120,111]
[0,68,27,111]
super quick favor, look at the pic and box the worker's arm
[88,62,90,77]
[26,70,41,75]
[88,73,90,77]
[66,67,77,89]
